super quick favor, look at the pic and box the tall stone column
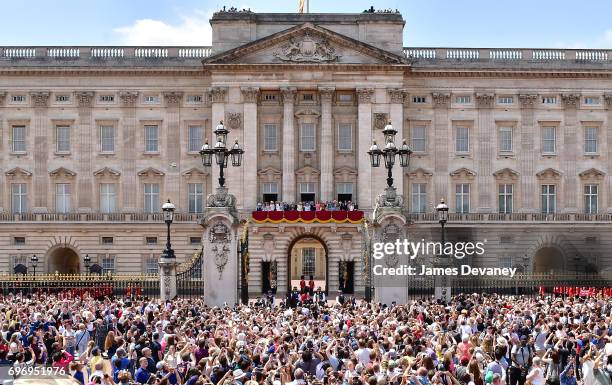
[30,91,50,213]
[210,87,227,192]
[518,94,538,212]
[357,88,374,209]
[605,94,612,212]
[119,91,138,212]
[75,91,95,212]
[561,94,579,213]
[319,87,335,201]
[0,92,5,212]
[388,88,405,197]
[241,87,259,209]
[164,92,183,207]
[475,93,494,212]
[432,92,450,203]
[281,87,297,202]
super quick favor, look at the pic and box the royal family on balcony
[256,200,359,212]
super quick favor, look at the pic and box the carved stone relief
[273,33,340,63]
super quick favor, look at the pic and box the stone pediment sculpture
[203,23,409,66]
[273,32,340,63]
[209,221,231,277]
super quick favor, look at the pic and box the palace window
[14,237,26,245]
[102,256,115,274]
[100,125,115,153]
[262,93,278,102]
[11,126,26,152]
[262,182,279,203]
[55,183,71,213]
[300,123,315,152]
[542,96,557,105]
[411,183,427,213]
[299,182,316,203]
[455,95,471,104]
[498,184,513,214]
[10,256,26,271]
[455,127,469,153]
[145,256,158,274]
[336,182,353,202]
[100,183,116,213]
[11,95,26,103]
[190,237,201,245]
[584,97,600,105]
[11,183,27,214]
[542,126,556,154]
[143,95,160,104]
[146,237,158,245]
[412,96,427,104]
[99,95,114,103]
[188,125,203,152]
[584,127,598,154]
[188,183,204,213]
[411,126,427,152]
[55,94,71,103]
[302,93,314,101]
[584,184,598,214]
[56,125,71,153]
[541,184,556,214]
[455,184,470,213]
[302,248,315,277]
[499,127,513,152]
[186,95,202,103]
[497,96,514,104]
[337,123,352,151]
[144,125,159,152]
[337,93,353,102]
[101,237,114,245]
[264,124,278,151]
[144,183,160,213]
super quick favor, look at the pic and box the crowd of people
[0,291,611,385]
[256,201,359,212]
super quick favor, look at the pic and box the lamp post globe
[367,141,382,167]
[83,254,91,275]
[382,121,398,143]
[199,139,212,167]
[30,254,38,277]
[213,120,229,145]
[435,198,449,225]
[162,199,176,259]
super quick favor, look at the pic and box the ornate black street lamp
[367,121,412,188]
[161,199,176,259]
[436,198,449,250]
[83,254,91,275]
[199,121,244,187]
[30,254,38,277]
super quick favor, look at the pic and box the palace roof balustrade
[1,46,612,70]
[1,211,612,224]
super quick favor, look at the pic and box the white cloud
[114,9,214,46]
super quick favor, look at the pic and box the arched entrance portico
[533,246,564,274]
[47,246,81,274]
[287,234,328,293]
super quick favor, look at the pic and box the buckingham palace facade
[1,10,612,296]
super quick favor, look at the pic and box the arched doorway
[287,235,328,293]
[533,246,564,274]
[47,247,81,274]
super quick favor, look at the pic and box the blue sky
[1,0,610,48]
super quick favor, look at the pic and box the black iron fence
[400,273,612,301]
